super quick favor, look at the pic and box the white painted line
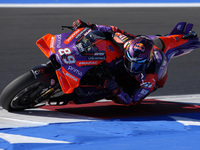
[0,132,71,144]
[170,116,200,126]
[99,94,200,104]
[0,108,97,129]
[1,3,200,8]
[0,116,48,126]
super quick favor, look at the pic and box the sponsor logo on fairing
[76,60,102,66]
[84,29,92,36]
[50,36,55,49]
[64,28,83,44]
[75,28,89,39]
[87,56,106,60]
[65,72,78,82]
[68,66,83,77]
[57,34,62,48]
[94,52,105,56]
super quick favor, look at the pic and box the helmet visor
[125,51,150,74]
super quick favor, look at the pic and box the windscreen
[76,30,105,55]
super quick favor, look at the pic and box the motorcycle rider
[72,19,196,105]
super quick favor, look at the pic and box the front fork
[31,62,61,104]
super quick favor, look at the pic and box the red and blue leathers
[88,23,168,104]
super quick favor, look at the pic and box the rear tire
[0,71,46,111]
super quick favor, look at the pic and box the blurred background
[0,5,200,96]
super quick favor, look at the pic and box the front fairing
[37,28,123,94]
[53,28,111,94]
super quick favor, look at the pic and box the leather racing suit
[72,20,168,105]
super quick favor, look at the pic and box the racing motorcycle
[0,22,199,111]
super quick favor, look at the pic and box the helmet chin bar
[124,51,151,75]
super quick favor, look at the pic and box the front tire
[0,71,48,111]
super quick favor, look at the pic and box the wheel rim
[10,82,47,110]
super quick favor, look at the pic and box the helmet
[124,36,154,74]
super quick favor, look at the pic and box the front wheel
[0,71,53,111]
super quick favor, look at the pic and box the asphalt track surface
[0,7,200,150]
[1,7,200,96]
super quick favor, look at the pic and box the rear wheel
[0,71,52,111]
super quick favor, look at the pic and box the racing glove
[72,19,97,30]
[111,26,135,39]
[72,19,89,29]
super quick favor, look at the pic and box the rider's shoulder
[153,49,167,66]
